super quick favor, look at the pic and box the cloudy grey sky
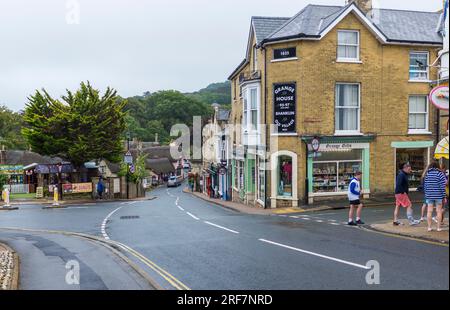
[0,0,443,111]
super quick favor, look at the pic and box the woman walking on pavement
[423,161,447,232]
[394,163,420,226]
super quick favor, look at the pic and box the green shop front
[304,136,374,204]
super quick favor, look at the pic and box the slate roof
[370,8,443,44]
[263,4,443,44]
[252,16,291,44]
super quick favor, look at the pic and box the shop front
[391,141,434,190]
[0,165,24,185]
[304,137,373,204]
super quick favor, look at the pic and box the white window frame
[242,83,261,134]
[337,30,360,62]
[335,83,361,135]
[256,156,265,205]
[253,46,258,71]
[409,51,429,82]
[408,95,430,134]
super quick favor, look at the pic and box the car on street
[167,176,180,187]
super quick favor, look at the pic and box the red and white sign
[429,86,449,111]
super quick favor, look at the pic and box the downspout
[263,45,269,209]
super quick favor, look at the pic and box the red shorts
[395,193,412,208]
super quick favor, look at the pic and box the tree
[0,106,28,150]
[22,82,127,167]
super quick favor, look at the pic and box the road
[0,184,448,290]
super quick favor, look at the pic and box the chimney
[347,0,372,15]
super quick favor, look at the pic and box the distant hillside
[185,81,231,106]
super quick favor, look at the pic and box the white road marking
[259,239,370,270]
[290,216,300,219]
[186,212,200,220]
[315,220,324,223]
[301,217,311,221]
[204,221,239,234]
[101,206,123,240]
[329,222,341,226]
[177,206,185,211]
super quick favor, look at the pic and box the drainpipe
[263,46,269,209]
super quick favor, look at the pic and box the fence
[2,184,30,194]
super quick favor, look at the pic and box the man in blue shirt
[348,171,364,226]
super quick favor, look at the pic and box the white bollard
[52,185,60,207]
[2,188,11,208]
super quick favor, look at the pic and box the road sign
[124,151,133,164]
[129,164,135,174]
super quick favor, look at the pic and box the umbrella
[435,136,449,160]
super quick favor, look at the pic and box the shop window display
[312,150,363,193]
[396,149,428,189]
[278,156,293,197]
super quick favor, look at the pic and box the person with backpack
[347,171,364,226]
[423,161,447,232]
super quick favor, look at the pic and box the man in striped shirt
[424,161,448,232]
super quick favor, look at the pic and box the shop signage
[318,143,369,152]
[36,187,44,199]
[273,83,296,133]
[429,86,449,110]
[71,183,93,193]
[219,167,227,175]
[0,165,24,175]
[274,47,296,60]
[311,137,321,152]
[63,184,73,193]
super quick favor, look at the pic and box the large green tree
[0,106,28,150]
[22,82,127,166]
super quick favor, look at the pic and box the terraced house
[228,0,445,208]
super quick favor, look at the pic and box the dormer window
[337,30,360,62]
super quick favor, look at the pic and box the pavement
[0,242,19,290]
[0,183,447,290]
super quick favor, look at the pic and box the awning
[435,136,449,160]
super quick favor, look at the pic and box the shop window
[257,156,265,203]
[409,52,429,81]
[335,83,360,134]
[337,30,360,61]
[313,150,363,193]
[277,156,293,197]
[396,148,428,189]
[408,96,429,132]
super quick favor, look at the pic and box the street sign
[124,151,133,164]
[129,164,135,174]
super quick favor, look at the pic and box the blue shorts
[426,199,444,206]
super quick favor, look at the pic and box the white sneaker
[409,220,420,226]
[437,228,443,232]
[420,217,426,222]
[428,228,433,232]
[432,217,438,223]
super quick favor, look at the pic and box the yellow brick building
[228,0,444,208]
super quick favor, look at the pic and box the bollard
[53,185,60,207]
[3,188,11,207]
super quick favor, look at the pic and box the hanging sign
[273,83,296,133]
[429,86,449,110]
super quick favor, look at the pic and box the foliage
[118,154,148,184]
[185,81,231,106]
[124,90,212,144]
[0,174,8,191]
[0,106,28,150]
[22,82,127,167]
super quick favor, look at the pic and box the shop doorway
[395,148,429,190]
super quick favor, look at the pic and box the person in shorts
[347,171,364,226]
[394,163,420,226]
[423,161,447,232]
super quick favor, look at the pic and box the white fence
[2,184,30,194]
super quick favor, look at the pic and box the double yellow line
[0,227,190,290]
[111,240,190,290]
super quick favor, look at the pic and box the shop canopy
[435,136,449,160]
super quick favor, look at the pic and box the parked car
[167,176,180,188]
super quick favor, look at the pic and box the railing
[3,184,30,194]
